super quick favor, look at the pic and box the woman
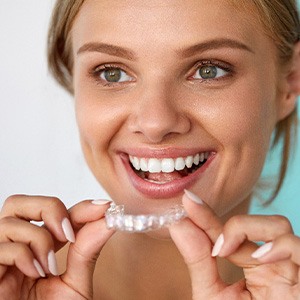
[0,0,300,299]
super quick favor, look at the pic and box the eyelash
[89,60,233,87]
[188,60,233,82]
[90,63,133,87]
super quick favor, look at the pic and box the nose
[127,84,191,143]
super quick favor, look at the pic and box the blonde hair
[47,0,300,202]
[48,0,84,94]
[238,0,299,203]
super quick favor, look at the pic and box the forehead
[71,0,269,56]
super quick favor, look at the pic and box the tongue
[146,171,184,182]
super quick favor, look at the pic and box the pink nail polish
[91,199,113,205]
[251,242,273,259]
[62,218,76,243]
[212,234,224,257]
[184,189,204,205]
[48,250,59,276]
[33,259,46,277]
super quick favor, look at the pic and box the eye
[191,63,230,80]
[94,66,134,84]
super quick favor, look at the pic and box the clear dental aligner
[105,203,187,233]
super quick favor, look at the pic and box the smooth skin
[1,0,300,299]
[73,0,296,217]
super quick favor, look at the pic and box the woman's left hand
[169,191,300,299]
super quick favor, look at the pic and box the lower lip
[120,153,215,198]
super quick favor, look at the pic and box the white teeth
[175,157,185,171]
[193,153,200,165]
[129,152,210,173]
[140,158,148,171]
[161,158,175,173]
[148,158,161,173]
[200,153,205,162]
[132,156,140,170]
[185,156,193,168]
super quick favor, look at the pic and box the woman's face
[71,0,288,216]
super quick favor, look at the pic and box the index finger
[182,190,258,267]
[1,194,73,243]
[67,199,112,231]
[182,190,223,241]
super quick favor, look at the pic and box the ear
[277,41,300,121]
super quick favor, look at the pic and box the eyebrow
[178,38,254,58]
[77,42,136,60]
[77,38,254,60]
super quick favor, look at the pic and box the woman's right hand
[0,195,114,300]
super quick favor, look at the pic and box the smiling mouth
[129,152,211,184]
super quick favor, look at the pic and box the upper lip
[118,147,215,159]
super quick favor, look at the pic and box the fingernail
[48,250,59,276]
[251,242,273,259]
[62,218,75,243]
[33,259,46,277]
[212,233,225,257]
[91,199,113,205]
[184,189,204,205]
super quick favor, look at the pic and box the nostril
[128,116,191,143]
[127,96,191,143]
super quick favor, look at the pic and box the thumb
[61,200,114,298]
[169,218,226,299]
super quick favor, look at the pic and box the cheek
[191,78,278,214]
[74,95,129,198]
[73,64,120,151]
[74,84,128,175]
[76,100,108,153]
[205,77,278,151]
[75,84,123,148]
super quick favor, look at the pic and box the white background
[0,1,300,235]
[0,1,108,209]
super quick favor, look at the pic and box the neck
[96,231,192,299]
